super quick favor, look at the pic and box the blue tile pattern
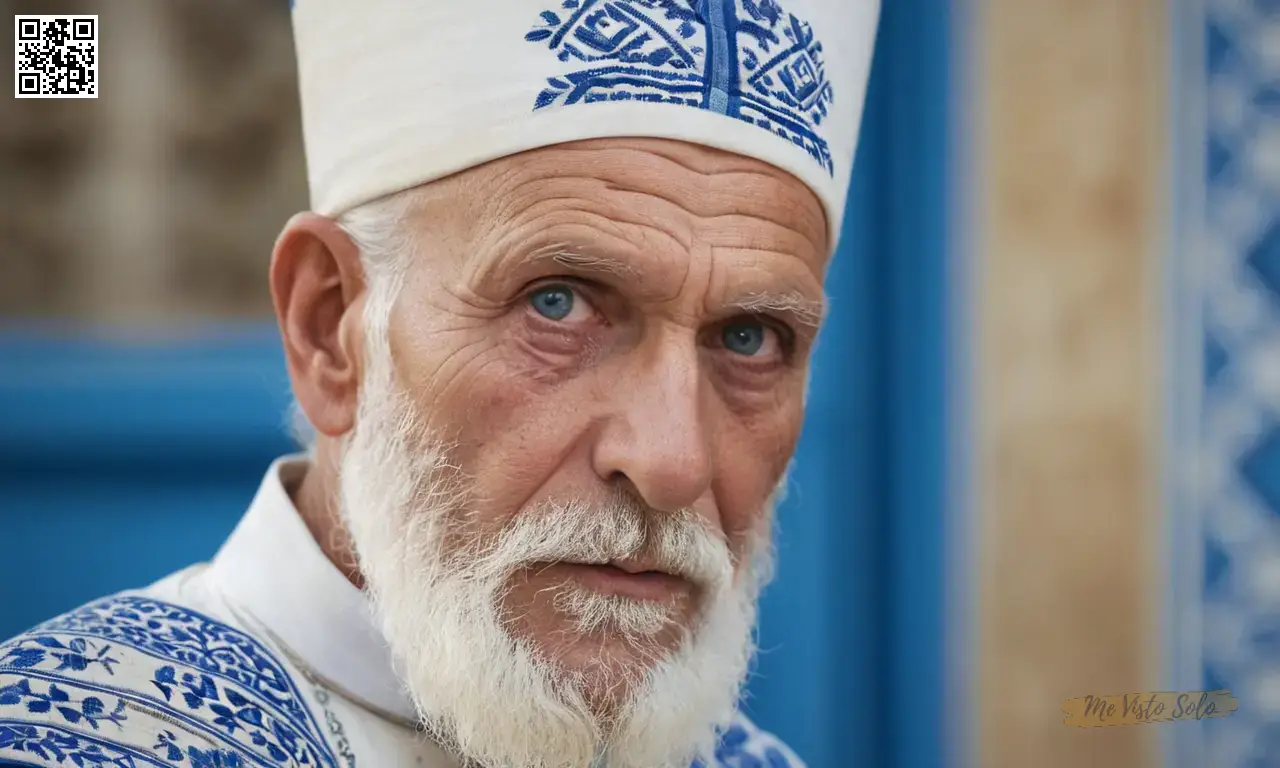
[1194,1,1280,765]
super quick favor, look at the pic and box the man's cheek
[394,330,507,424]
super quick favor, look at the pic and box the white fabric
[0,456,806,767]
[206,457,415,723]
[291,0,880,251]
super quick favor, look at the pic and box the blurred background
[0,1,1275,767]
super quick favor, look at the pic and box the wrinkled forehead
[472,138,829,257]
[392,138,832,291]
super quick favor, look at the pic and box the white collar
[208,455,417,724]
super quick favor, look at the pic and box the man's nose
[590,348,713,514]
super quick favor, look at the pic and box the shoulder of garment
[0,592,340,768]
[704,713,808,768]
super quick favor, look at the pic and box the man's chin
[390,579,755,768]
[506,620,684,716]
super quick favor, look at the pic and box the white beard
[337,330,778,768]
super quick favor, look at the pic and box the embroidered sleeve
[0,594,338,767]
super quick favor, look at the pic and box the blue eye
[529,285,575,321]
[722,321,767,356]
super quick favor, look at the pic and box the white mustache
[462,498,735,594]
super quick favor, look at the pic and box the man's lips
[533,561,691,602]
[606,557,667,576]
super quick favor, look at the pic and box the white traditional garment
[292,0,881,251]
[0,457,805,767]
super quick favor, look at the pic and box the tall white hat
[291,0,880,249]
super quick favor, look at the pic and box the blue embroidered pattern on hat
[526,0,835,176]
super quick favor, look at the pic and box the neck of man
[291,439,366,590]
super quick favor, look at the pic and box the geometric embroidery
[0,595,337,767]
[525,0,836,175]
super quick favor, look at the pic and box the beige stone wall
[0,0,305,325]
[973,1,1167,767]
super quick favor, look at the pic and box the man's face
[336,137,829,767]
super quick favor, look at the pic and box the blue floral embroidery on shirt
[0,722,160,766]
[0,595,337,767]
[701,720,800,768]
[2,595,798,767]
[526,0,836,175]
[0,679,127,731]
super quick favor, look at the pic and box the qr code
[15,15,98,99]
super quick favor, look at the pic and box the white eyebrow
[549,247,639,278]
[728,291,827,329]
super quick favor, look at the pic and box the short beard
[337,327,778,768]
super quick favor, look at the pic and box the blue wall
[0,328,297,633]
[0,2,952,764]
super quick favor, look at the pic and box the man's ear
[270,212,369,438]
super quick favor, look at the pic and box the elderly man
[0,2,877,766]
